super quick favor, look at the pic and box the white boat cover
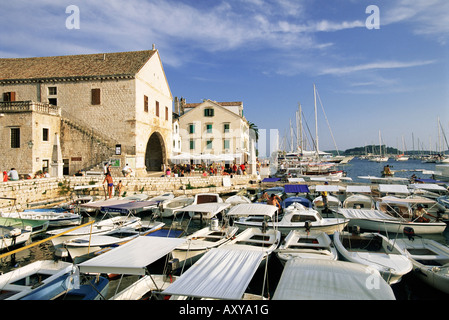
[77,236,185,275]
[180,203,230,214]
[162,247,264,300]
[382,196,435,204]
[337,209,398,221]
[226,203,278,217]
[272,258,395,300]
[315,185,342,192]
[378,184,410,194]
[409,183,447,191]
[80,199,132,209]
[346,185,371,193]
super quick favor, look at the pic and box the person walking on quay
[103,172,114,199]
[122,163,132,177]
[116,180,123,197]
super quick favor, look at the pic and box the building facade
[0,49,172,176]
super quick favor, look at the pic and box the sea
[1,157,449,300]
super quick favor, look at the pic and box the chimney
[174,97,179,115]
[180,97,186,115]
[152,44,156,50]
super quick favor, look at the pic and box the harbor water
[1,157,449,300]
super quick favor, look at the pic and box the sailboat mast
[314,84,319,158]
[299,102,303,154]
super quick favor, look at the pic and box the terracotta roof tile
[0,50,156,81]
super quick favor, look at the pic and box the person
[103,172,114,199]
[3,171,8,182]
[122,164,132,177]
[267,193,282,212]
[116,180,123,197]
[383,165,392,176]
[260,192,269,202]
[166,167,171,177]
[8,168,19,181]
[74,170,84,176]
[43,171,50,178]
[320,182,329,212]
[413,204,436,223]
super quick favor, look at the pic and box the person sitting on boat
[321,182,329,212]
[267,194,282,213]
[413,204,436,223]
[383,165,392,176]
[260,192,269,202]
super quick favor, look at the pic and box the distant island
[325,144,449,156]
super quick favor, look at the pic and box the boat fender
[210,218,219,231]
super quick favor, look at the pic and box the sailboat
[370,131,389,162]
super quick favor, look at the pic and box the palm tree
[248,122,259,142]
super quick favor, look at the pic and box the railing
[0,100,61,116]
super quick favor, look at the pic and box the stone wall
[0,174,258,210]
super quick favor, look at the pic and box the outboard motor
[165,258,180,278]
[403,227,418,240]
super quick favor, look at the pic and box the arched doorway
[145,132,166,171]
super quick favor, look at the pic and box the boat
[343,194,375,210]
[192,192,223,204]
[276,229,338,266]
[395,227,449,294]
[48,215,142,247]
[230,202,348,236]
[162,246,269,300]
[376,196,447,234]
[0,216,49,237]
[3,208,82,228]
[405,194,448,219]
[282,196,312,208]
[158,195,194,218]
[333,229,413,284]
[0,225,32,251]
[54,275,109,300]
[170,219,239,266]
[272,258,395,300]
[224,195,252,205]
[62,220,165,262]
[110,274,178,300]
[0,260,78,300]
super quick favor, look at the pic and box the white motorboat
[170,220,239,266]
[276,229,338,266]
[343,194,375,210]
[158,195,194,218]
[48,215,142,247]
[4,209,82,227]
[0,225,31,251]
[272,258,395,300]
[193,193,223,204]
[333,230,413,284]
[230,202,348,236]
[0,260,78,300]
[395,228,449,294]
[63,221,165,262]
[180,203,231,221]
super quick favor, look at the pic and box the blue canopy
[415,178,445,184]
[262,177,281,182]
[282,196,312,208]
[284,184,310,194]
[101,200,160,214]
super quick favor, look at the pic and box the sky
[1,0,448,153]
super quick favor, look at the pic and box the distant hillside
[325,145,448,156]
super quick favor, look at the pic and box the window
[224,123,230,133]
[91,88,101,105]
[48,98,57,106]
[190,139,195,150]
[223,139,230,149]
[43,128,49,142]
[48,87,57,95]
[3,92,16,102]
[155,101,159,117]
[165,106,168,121]
[189,124,195,134]
[206,139,213,149]
[206,124,213,133]
[204,108,214,117]
[144,95,148,113]
[11,128,20,148]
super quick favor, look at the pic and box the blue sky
[1,0,448,152]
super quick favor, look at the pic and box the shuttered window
[91,88,101,105]
[155,101,159,117]
[165,106,168,121]
[11,128,20,148]
[204,108,214,117]
[144,95,149,112]
[3,92,16,102]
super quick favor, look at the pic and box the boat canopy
[180,203,230,215]
[381,196,436,205]
[315,185,342,192]
[345,185,371,193]
[80,199,132,210]
[77,236,185,275]
[283,196,312,208]
[262,178,280,183]
[272,258,395,300]
[162,247,264,300]
[409,183,447,191]
[337,209,398,221]
[284,184,310,193]
[227,203,278,217]
[101,200,159,214]
[378,184,410,194]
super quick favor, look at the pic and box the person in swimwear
[103,172,114,198]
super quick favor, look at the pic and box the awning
[77,236,185,275]
[315,185,341,192]
[414,178,445,184]
[80,199,132,209]
[262,178,280,182]
[284,184,310,193]
[101,200,159,214]
[378,184,410,194]
[409,183,447,191]
[179,203,230,214]
[337,208,398,221]
[345,185,371,193]
[162,247,264,300]
[226,203,278,217]
[272,258,395,300]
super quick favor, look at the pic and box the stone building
[0,49,172,176]
[175,98,253,167]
